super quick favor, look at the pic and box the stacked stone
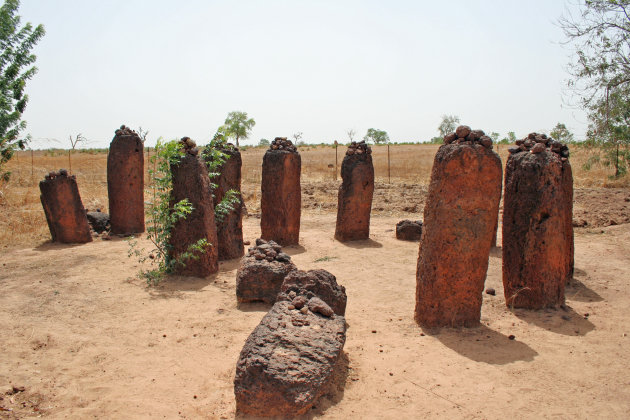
[269,136,297,152]
[40,170,92,244]
[236,238,297,304]
[415,125,502,328]
[345,140,372,156]
[444,125,494,149]
[206,141,244,261]
[261,137,301,245]
[508,133,570,160]
[246,238,292,263]
[234,269,347,417]
[502,133,574,308]
[168,137,219,277]
[335,141,375,242]
[107,125,144,235]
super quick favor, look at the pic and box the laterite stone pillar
[335,141,374,242]
[169,138,219,277]
[207,143,244,261]
[39,170,92,244]
[415,126,502,328]
[260,137,301,246]
[502,133,573,308]
[107,125,144,234]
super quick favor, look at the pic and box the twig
[24,328,34,343]
[402,376,475,416]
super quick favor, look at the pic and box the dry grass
[1,144,626,249]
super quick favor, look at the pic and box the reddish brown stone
[278,269,347,316]
[502,149,573,308]
[334,152,374,242]
[415,143,502,328]
[236,239,297,304]
[107,125,144,234]
[207,145,244,261]
[396,219,423,241]
[39,170,92,244]
[563,161,575,282]
[260,149,301,245]
[169,149,218,277]
[234,300,346,417]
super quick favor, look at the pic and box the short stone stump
[39,170,92,244]
[396,219,423,241]
[236,239,297,304]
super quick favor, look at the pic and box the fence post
[334,141,338,181]
[387,143,391,183]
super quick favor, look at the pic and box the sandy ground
[1,214,630,419]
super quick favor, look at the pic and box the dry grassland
[0,143,627,249]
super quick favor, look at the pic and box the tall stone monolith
[169,138,219,277]
[260,137,301,246]
[39,169,92,244]
[335,140,374,241]
[206,142,244,261]
[415,126,502,328]
[107,125,144,234]
[502,133,574,309]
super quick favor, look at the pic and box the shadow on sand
[427,324,538,365]
[338,239,383,249]
[566,269,604,303]
[512,304,595,336]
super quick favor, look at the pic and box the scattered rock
[395,219,423,241]
[486,288,496,296]
[278,269,347,316]
[86,210,110,233]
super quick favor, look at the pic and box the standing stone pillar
[260,137,301,246]
[335,141,374,241]
[107,125,144,235]
[206,143,244,261]
[39,170,92,244]
[415,126,502,328]
[502,133,573,308]
[169,138,219,277]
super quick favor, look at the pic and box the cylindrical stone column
[107,125,144,235]
[415,126,502,328]
[207,143,244,261]
[39,169,92,244]
[169,138,219,277]
[260,137,301,246]
[502,133,573,309]
[335,141,374,241]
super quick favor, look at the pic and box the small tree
[489,132,500,143]
[364,128,389,144]
[0,0,45,181]
[346,129,356,142]
[437,115,460,138]
[550,123,575,143]
[258,138,270,147]
[501,131,517,144]
[292,131,303,145]
[223,111,255,148]
[67,133,87,173]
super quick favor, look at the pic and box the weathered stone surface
[395,219,423,241]
[335,143,374,242]
[415,142,502,328]
[236,239,297,303]
[206,144,244,261]
[39,170,92,244]
[86,210,110,233]
[168,139,218,277]
[260,143,301,245]
[278,269,347,316]
[107,125,144,234]
[234,300,346,417]
[502,146,573,308]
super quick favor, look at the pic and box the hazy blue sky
[19,0,587,148]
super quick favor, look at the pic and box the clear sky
[19,0,588,149]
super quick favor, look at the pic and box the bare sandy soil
[1,211,629,419]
